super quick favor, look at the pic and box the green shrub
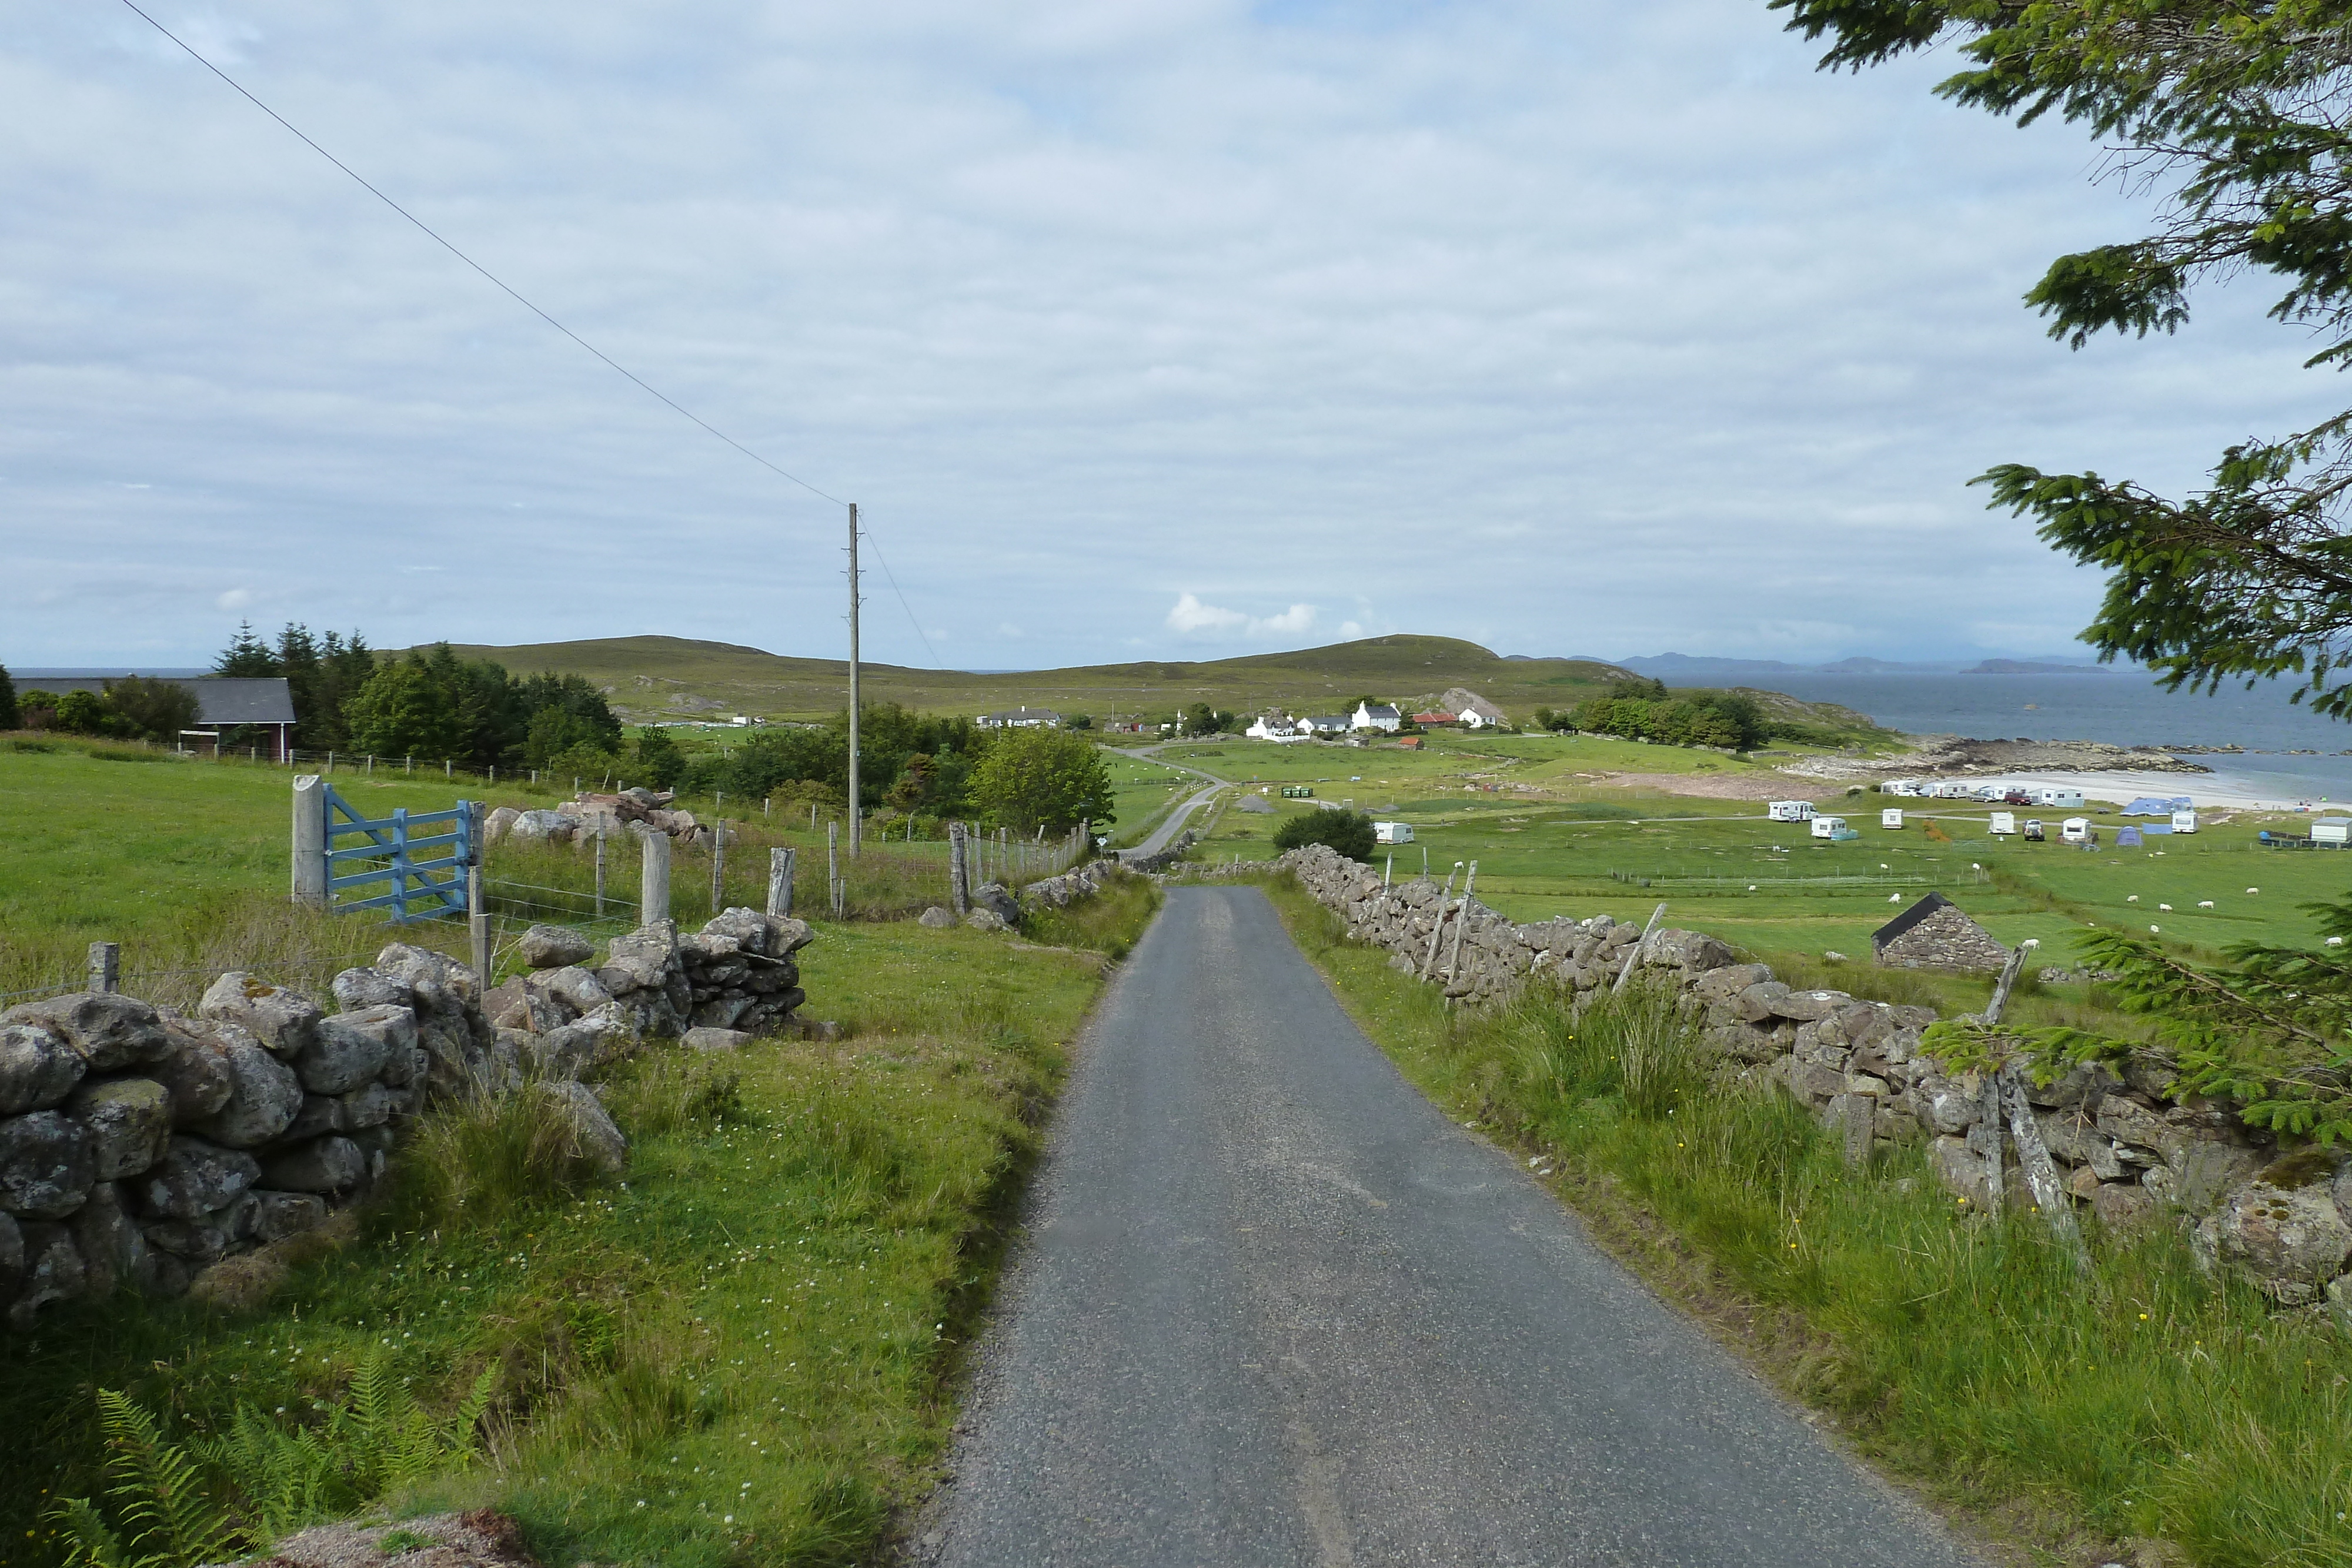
[1271,807,1376,860]
[379,1079,613,1233]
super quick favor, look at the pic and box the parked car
[2023,819,2046,841]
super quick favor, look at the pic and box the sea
[1658,671,2352,800]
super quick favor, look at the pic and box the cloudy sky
[4,1,2337,670]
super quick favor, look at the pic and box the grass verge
[1261,872,2352,1568]
[1,884,1158,1568]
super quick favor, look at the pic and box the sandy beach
[1920,769,2346,813]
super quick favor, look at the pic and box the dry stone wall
[484,786,723,850]
[1276,843,2352,1311]
[0,908,813,1329]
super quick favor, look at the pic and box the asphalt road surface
[921,885,1982,1568]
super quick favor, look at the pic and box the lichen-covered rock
[136,1136,260,1221]
[191,1027,303,1148]
[918,905,956,928]
[295,1005,412,1095]
[534,1080,627,1176]
[330,967,413,1012]
[964,908,1011,933]
[198,973,322,1059]
[65,1077,173,1181]
[263,1135,365,1195]
[335,1081,402,1131]
[375,943,481,1009]
[684,1027,751,1052]
[517,924,594,969]
[0,1022,86,1115]
[70,1181,147,1297]
[8,1223,86,1329]
[2197,1161,2352,1303]
[149,1019,237,1126]
[245,1189,330,1244]
[970,882,1021,928]
[1,993,171,1072]
[0,1111,95,1218]
[1927,1134,1999,1211]
[532,965,613,1019]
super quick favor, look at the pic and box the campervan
[1974,783,2011,803]
[1880,808,1905,829]
[1768,800,1816,823]
[2170,809,2198,834]
[2039,787,2087,810]
[1989,811,2016,836]
[1811,816,1858,841]
[2314,819,2352,847]
[1879,779,1922,797]
[1930,782,1978,800]
[2062,817,2094,844]
[1374,821,1415,845]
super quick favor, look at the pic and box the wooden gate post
[827,820,841,920]
[291,774,328,907]
[768,847,796,918]
[640,828,672,924]
[711,821,727,914]
[949,821,969,914]
[467,803,492,984]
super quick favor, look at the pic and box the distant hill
[1609,651,2114,681]
[416,633,1642,725]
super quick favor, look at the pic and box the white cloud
[215,587,253,611]
[1165,593,1317,640]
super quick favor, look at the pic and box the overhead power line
[119,0,949,669]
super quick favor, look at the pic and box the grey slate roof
[13,676,296,726]
[1871,892,1955,951]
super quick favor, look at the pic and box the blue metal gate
[322,783,478,921]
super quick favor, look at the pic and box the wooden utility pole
[847,502,861,857]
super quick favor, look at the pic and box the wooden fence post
[827,820,842,920]
[640,828,671,925]
[711,820,727,914]
[950,821,969,914]
[1418,864,1461,981]
[593,828,606,918]
[291,774,328,908]
[1612,902,1670,995]
[466,803,491,984]
[1444,860,1480,988]
[87,942,119,995]
[768,847,796,918]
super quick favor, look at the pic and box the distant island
[1603,652,2119,680]
[1959,660,2119,676]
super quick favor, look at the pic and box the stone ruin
[0,907,815,1329]
[484,786,721,850]
[1872,892,2010,974]
[1277,842,2352,1311]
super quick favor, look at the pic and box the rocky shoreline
[1786,734,2209,785]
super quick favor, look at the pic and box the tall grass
[1269,875,2352,1568]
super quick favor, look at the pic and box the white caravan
[1768,800,1817,823]
[1880,808,1905,829]
[1989,811,2017,836]
[2170,809,2198,834]
[2039,787,2087,810]
[1374,821,1415,844]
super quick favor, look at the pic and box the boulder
[2090,1182,2161,1232]
[149,1020,237,1125]
[374,943,480,1009]
[197,974,322,1060]
[1649,930,1739,974]
[136,1136,260,1221]
[533,1081,627,1176]
[683,1027,752,1053]
[2198,1168,2352,1303]
[245,1189,330,1245]
[189,1027,303,1148]
[141,1216,232,1265]
[297,1005,413,1094]
[0,1022,86,1114]
[517,924,595,969]
[65,1078,173,1181]
[1732,981,1793,1024]
[7,1224,86,1329]
[507,809,580,844]
[2,993,170,1072]
[1691,962,1773,1003]
[705,907,814,957]
[484,977,566,1034]
[336,1080,403,1131]
[330,967,414,1012]
[531,966,613,1018]
[2167,1139,2266,1216]
[0,1111,95,1218]
[482,805,522,845]
[599,921,683,994]
[970,882,1021,928]
[1927,1134,1999,1211]
[964,908,1011,933]
[69,1181,147,1298]
[283,1094,347,1142]
[1767,988,1849,1024]
[263,1136,365,1195]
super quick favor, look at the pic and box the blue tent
[2116,827,2143,847]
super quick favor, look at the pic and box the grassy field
[1262,876,2352,1568]
[1182,734,2352,971]
[0,751,1161,1568]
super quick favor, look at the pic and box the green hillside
[425,633,1643,726]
